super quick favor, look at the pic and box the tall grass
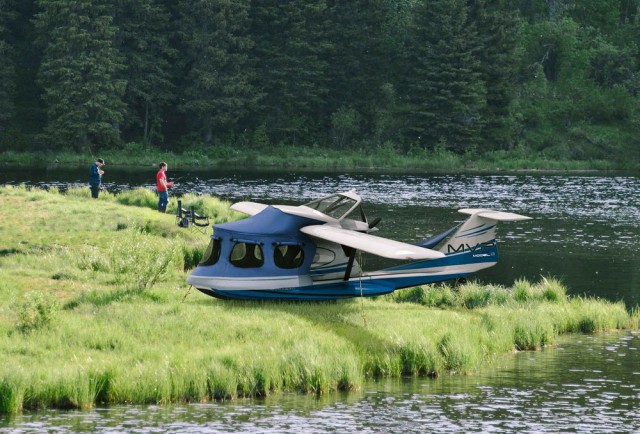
[389,277,567,309]
[1,144,630,171]
[0,186,637,414]
[0,378,24,415]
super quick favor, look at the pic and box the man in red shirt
[156,162,174,212]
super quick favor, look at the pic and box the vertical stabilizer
[439,209,532,255]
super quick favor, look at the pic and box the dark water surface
[1,167,639,432]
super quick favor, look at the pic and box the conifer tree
[115,0,174,146]
[35,0,126,149]
[177,0,256,146]
[325,0,394,141]
[405,0,486,152]
[0,0,16,131]
[469,0,520,150]
[250,0,331,145]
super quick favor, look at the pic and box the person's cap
[97,158,104,164]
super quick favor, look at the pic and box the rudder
[438,209,532,255]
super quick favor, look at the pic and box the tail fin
[379,209,532,287]
[439,209,532,255]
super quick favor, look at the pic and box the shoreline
[1,185,638,415]
[2,147,638,173]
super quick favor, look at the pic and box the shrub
[76,245,109,272]
[108,227,180,291]
[16,290,60,333]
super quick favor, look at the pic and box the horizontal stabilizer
[458,209,532,222]
[301,225,445,260]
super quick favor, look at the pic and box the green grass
[0,186,638,414]
[1,142,636,172]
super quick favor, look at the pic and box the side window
[230,242,264,268]
[274,244,304,269]
[199,238,221,266]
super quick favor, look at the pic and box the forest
[0,0,639,164]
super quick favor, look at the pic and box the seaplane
[186,189,531,301]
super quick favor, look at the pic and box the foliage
[0,0,637,162]
[16,290,60,333]
[0,0,16,131]
[115,0,175,146]
[325,0,395,140]
[106,226,181,291]
[469,0,520,150]
[331,106,361,148]
[33,0,127,150]
[404,0,486,153]
[178,0,257,145]
[249,0,331,145]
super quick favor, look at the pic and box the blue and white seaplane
[187,189,531,301]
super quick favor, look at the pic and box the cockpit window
[200,238,221,266]
[230,242,264,268]
[274,244,304,269]
[304,194,358,219]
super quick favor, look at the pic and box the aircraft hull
[192,270,479,301]
[189,245,500,301]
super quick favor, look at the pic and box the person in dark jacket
[89,158,105,198]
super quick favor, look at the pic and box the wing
[230,202,335,222]
[300,225,445,260]
[230,202,269,216]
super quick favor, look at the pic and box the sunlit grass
[0,186,637,414]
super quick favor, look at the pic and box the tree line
[0,0,639,161]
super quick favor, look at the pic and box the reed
[0,186,637,415]
[0,378,24,415]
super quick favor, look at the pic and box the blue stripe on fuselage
[383,243,498,271]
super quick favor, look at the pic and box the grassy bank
[0,186,638,415]
[1,143,636,172]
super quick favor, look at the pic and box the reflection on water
[1,332,638,433]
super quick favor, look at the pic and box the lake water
[1,166,638,432]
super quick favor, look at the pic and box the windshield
[304,194,358,220]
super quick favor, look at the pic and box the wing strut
[344,247,356,281]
